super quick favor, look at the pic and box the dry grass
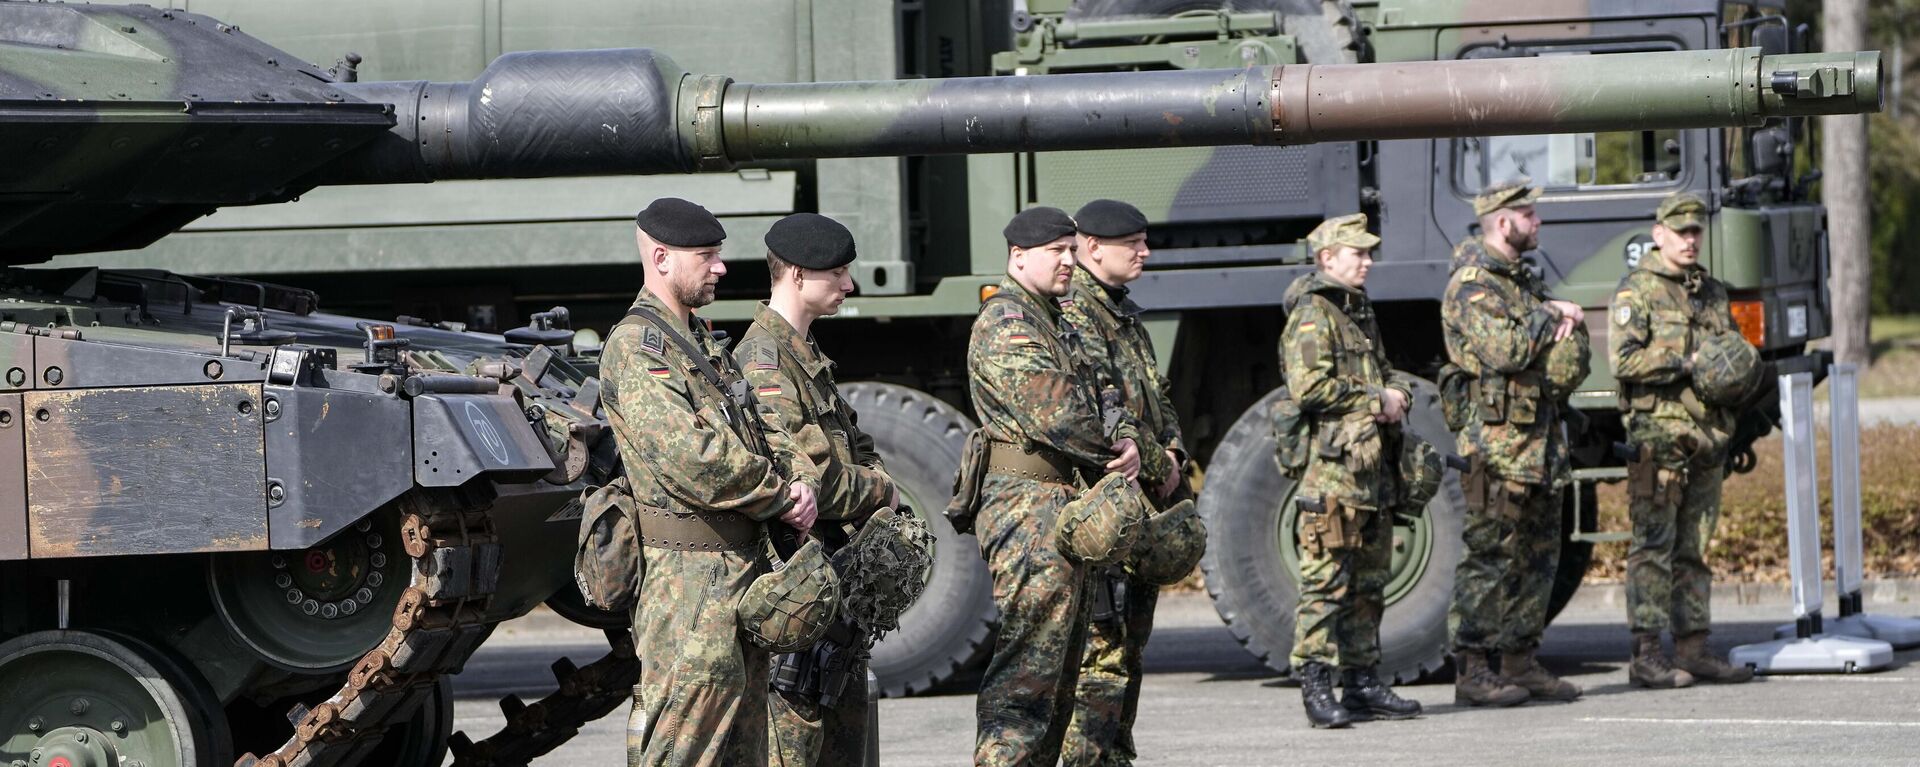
[1587,423,1920,583]
[1836,315,1920,399]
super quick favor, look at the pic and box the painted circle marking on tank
[464,400,512,465]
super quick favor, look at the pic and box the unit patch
[1615,304,1632,326]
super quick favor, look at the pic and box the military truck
[44,0,1873,701]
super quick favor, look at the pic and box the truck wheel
[839,382,995,697]
[1198,380,1465,684]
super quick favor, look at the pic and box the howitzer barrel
[323,47,1879,183]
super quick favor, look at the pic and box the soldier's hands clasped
[783,482,820,534]
[1107,436,1142,481]
[1545,299,1583,342]
[1377,387,1409,425]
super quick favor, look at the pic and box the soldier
[606,197,822,766]
[1439,179,1587,707]
[1060,199,1186,766]
[968,206,1142,764]
[1280,213,1424,729]
[735,213,898,765]
[1608,191,1756,688]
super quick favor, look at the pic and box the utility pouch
[1437,363,1475,433]
[1478,374,1508,425]
[1270,388,1312,479]
[573,477,643,612]
[1463,454,1488,513]
[1507,374,1542,426]
[1088,571,1118,624]
[946,428,990,535]
[1627,443,1657,503]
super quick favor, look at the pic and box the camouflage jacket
[1062,267,1182,491]
[1608,253,1738,430]
[601,289,815,520]
[733,302,894,524]
[1440,236,1567,485]
[1280,271,1413,510]
[968,276,1134,476]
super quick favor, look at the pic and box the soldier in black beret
[633,196,730,313]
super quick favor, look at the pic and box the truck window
[1450,45,1686,195]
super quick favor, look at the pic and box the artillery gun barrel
[321,47,1880,183]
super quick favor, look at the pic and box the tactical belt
[636,506,763,552]
[986,442,1076,485]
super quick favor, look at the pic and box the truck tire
[1198,380,1464,684]
[1068,0,1360,64]
[840,382,996,697]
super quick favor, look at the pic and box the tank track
[232,486,636,767]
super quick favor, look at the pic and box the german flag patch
[756,384,783,397]
[1009,333,1035,345]
[1468,292,1488,304]
[646,366,671,379]
[1298,320,1317,331]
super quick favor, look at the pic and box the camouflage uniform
[1280,266,1413,672]
[1608,200,1739,641]
[968,276,1133,765]
[734,302,894,766]
[1439,231,1569,657]
[606,289,815,767]
[1060,266,1184,766]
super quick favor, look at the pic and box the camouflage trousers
[1062,567,1159,767]
[768,655,869,766]
[1291,497,1393,669]
[1448,469,1563,653]
[975,472,1091,766]
[1625,415,1725,636]
[628,547,770,767]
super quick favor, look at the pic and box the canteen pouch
[945,427,990,535]
[574,477,643,612]
[1436,363,1475,433]
[1270,388,1312,479]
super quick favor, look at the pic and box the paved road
[447,593,1920,765]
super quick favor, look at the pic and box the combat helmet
[738,537,843,652]
[1127,499,1207,586]
[1544,322,1593,400]
[1055,472,1150,566]
[1400,433,1445,511]
[831,507,936,634]
[1691,330,1762,408]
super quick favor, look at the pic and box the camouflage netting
[1692,330,1762,407]
[1127,498,1206,586]
[831,507,935,634]
[738,537,842,653]
[1399,434,1444,511]
[1055,471,1149,566]
[1544,322,1592,400]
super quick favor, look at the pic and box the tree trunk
[1824,0,1871,366]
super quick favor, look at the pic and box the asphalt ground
[447,592,1920,766]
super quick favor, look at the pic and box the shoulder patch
[755,384,784,397]
[1001,305,1025,321]
[646,365,672,379]
[1298,320,1317,331]
[750,345,779,371]
[1468,292,1487,304]
[1614,304,1632,326]
[640,326,666,356]
[1460,266,1479,282]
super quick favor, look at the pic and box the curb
[1565,578,1920,612]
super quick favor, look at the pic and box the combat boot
[1627,632,1696,689]
[1452,650,1529,707]
[1297,662,1353,729]
[1500,649,1582,702]
[1340,667,1423,721]
[1673,632,1754,684]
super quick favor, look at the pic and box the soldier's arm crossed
[974,312,1135,473]
[1447,279,1556,376]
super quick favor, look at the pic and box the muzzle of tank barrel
[322,47,1879,183]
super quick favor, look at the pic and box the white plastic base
[1729,635,1894,674]
[1772,614,1920,648]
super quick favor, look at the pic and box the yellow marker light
[367,324,396,341]
[979,284,1000,303]
[1729,300,1766,348]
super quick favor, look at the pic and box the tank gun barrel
[320,47,1880,183]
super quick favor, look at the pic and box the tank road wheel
[1197,381,1466,683]
[839,382,996,697]
[208,512,409,672]
[0,630,228,767]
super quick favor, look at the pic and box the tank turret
[0,2,1881,260]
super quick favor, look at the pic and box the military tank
[0,2,1881,766]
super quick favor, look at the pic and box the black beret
[635,197,726,248]
[1003,206,1077,248]
[765,213,857,270]
[1074,199,1148,237]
